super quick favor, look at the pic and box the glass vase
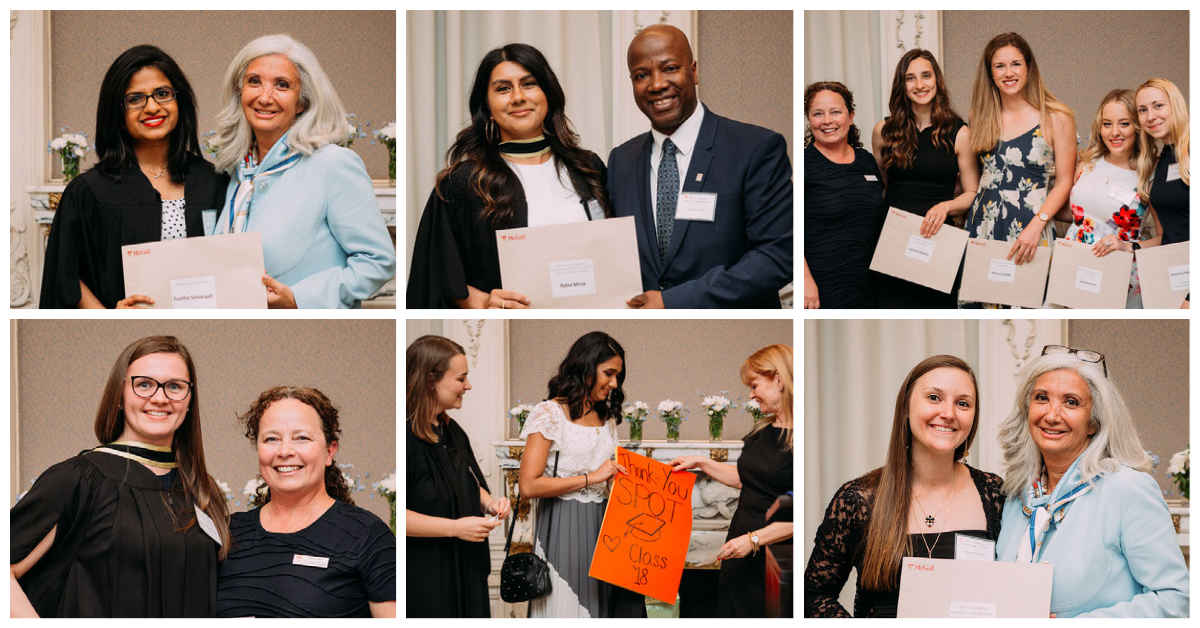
[629,421,643,442]
[666,423,680,443]
[709,416,723,442]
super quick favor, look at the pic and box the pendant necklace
[913,462,958,528]
[917,485,956,559]
[141,164,166,179]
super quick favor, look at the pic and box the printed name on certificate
[549,259,598,298]
[1075,267,1103,294]
[987,259,1016,282]
[170,276,217,309]
[1168,264,1190,292]
[905,235,936,263]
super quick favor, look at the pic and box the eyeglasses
[123,87,178,110]
[126,376,192,400]
[1041,345,1107,377]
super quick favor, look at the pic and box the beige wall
[942,11,1188,135]
[13,320,396,523]
[1067,319,1189,496]
[49,10,396,180]
[697,10,794,162]
[508,319,792,441]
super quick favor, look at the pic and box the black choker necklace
[96,441,177,469]
[498,135,551,158]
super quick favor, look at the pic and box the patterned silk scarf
[218,132,302,235]
[1016,457,1101,563]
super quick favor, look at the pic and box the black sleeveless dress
[1151,144,1189,245]
[804,144,886,308]
[874,122,965,309]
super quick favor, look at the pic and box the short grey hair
[213,34,348,173]
[998,352,1151,497]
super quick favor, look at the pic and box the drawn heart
[602,535,621,552]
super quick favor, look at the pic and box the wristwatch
[1036,211,1050,223]
[749,531,761,555]
[1132,241,1142,251]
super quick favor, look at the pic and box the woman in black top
[404,335,511,617]
[217,386,396,617]
[10,335,231,617]
[407,43,609,309]
[804,355,1005,617]
[804,81,886,309]
[871,49,980,309]
[40,45,226,309]
[1135,79,1190,247]
[671,344,794,617]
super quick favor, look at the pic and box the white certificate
[121,231,267,309]
[868,207,969,293]
[496,217,642,308]
[1135,241,1190,309]
[1046,238,1133,309]
[957,238,1050,309]
[897,557,1053,618]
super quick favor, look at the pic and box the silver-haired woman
[212,34,395,308]
[995,346,1188,617]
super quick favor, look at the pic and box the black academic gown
[406,153,607,308]
[10,450,220,617]
[39,155,228,309]
[406,418,491,617]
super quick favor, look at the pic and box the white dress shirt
[649,104,706,225]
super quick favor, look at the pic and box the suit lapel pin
[695,173,704,182]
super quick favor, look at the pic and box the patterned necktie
[656,138,679,263]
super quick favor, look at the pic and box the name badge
[194,505,222,546]
[954,533,995,562]
[202,209,218,236]
[293,554,330,568]
[1105,185,1139,207]
[586,199,604,221]
[1167,163,1181,182]
[675,192,717,222]
[864,174,878,182]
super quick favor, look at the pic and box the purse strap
[505,451,560,554]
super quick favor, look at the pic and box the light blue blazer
[221,144,396,308]
[997,464,1188,617]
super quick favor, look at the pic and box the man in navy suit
[608,24,793,308]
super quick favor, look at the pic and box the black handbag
[499,452,559,603]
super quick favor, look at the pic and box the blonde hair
[1135,78,1191,202]
[969,32,1072,155]
[741,344,793,451]
[997,353,1151,498]
[1077,89,1141,171]
[213,34,349,173]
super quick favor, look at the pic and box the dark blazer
[606,105,793,308]
[406,152,607,309]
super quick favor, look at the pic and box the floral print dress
[1064,156,1147,308]
[962,124,1056,308]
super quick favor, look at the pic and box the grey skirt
[530,497,645,618]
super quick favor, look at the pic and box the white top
[518,400,618,503]
[161,197,186,240]
[650,103,706,225]
[508,158,587,228]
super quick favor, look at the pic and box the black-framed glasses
[126,376,192,400]
[1041,345,1107,377]
[123,87,178,110]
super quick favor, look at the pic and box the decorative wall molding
[459,319,487,368]
[10,204,31,307]
[879,10,942,102]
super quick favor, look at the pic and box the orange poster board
[588,447,696,605]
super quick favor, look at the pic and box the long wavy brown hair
[859,355,979,591]
[405,335,466,444]
[238,386,354,507]
[969,32,1072,155]
[434,43,609,228]
[95,335,231,558]
[804,81,862,149]
[880,49,964,171]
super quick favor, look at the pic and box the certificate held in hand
[496,216,642,308]
[957,238,1050,308]
[1046,238,1133,309]
[1135,241,1189,309]
[897,557,1053,618]
[868,207,969,294]
[121,231,268,309]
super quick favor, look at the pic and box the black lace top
[803,465,1005,618]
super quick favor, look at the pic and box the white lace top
[519,400,618,503]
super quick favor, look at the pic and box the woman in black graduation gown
[407,43,609,309]
[405,335,512,617]
[671,345,795,617]
[40,45,226,309]
[10,335,231,617]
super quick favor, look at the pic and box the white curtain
[803,11,884,154]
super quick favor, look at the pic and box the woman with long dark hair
[217,386,396,617]
[804,355,1005,617]
[408,43,610,309]
[871,49,980,308]
[516,332,644,617]
[10,335,230,616]
[40,45,227,309]
[405,335,511,618]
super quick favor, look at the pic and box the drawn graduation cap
[625,513,666,542]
